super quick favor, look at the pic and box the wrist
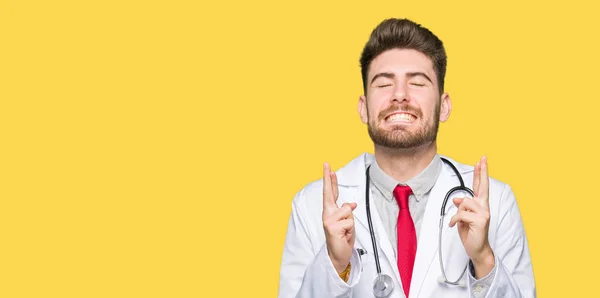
[328,251,350,274]
[333,259,351,274]
[471,246,495,279]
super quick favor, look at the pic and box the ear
[439,92,451,122]
[358,95,368,124]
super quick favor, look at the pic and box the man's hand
[449,156,495,278]
[322,162,357,274]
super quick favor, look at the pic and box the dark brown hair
[359,18,447,95]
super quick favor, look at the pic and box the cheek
[409,88,432,100]
[367,92,390,109]
[410,91,439,116]
[368,102,385,120]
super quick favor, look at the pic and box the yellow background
[1,0,597,297]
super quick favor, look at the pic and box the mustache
[378,103,422,121]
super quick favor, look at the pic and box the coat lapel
[336,153,370,233]
[410,157,474,298]
[336,153,402,282]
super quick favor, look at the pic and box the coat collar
[335,152,473,187]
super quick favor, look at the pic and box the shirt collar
[369,154,443,202]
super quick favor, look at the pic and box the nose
[392,82,409,103]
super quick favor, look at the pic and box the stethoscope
[365,157,474,298]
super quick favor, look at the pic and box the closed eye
[377,84,392,88]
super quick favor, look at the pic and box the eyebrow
[370,72,395,85]
[407,72,433,83]
[370,71,433,85]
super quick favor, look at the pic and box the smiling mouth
[385,112,416,123]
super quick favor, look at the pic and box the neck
[373,141,437,182]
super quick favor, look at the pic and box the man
[278,18,535,298]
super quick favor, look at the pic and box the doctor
[278,18,535,298]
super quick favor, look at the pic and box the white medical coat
[278,153,535,298]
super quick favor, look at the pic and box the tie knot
[393,185,412,210]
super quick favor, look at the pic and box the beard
[367,101,441,149]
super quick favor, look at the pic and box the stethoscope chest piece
[373,274,394,298]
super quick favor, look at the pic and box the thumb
[341,202,358,211]
[453,197,464,207]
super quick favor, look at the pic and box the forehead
[368,49,437,83]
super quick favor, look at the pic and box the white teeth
[388,113,415,122]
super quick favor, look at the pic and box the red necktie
[394,185,416,298]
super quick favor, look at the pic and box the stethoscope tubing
[364,157,474,295]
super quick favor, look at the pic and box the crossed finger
[323,163,336,214]
[474,156,489,202]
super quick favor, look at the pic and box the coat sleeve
[468,184,536,298]
[278,190,363,298]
